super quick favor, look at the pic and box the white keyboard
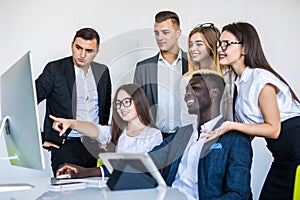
[0,183,33,192]
[52,177,108,188]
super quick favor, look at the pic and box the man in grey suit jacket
[133,11,188,137]
[149,70,253,199]
[36,28,111,174]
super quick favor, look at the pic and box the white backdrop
[0,0,299,199]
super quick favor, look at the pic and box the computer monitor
[0,51,45,170]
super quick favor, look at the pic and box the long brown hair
[223,22,299,102]
[222,22,300,118]
[110,84,156,145]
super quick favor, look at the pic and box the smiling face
[154,19,181,53]
[218,30,245,68]
[184,75,211,115]
[189,32,212,64]
[115,89,138,122]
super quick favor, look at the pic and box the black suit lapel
[90,62,103,85]
[64,57,76,118]
[181,50,188,75]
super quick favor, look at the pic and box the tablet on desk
[99,152,166,190]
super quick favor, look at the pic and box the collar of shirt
[74,65,92,77]
[197,115,223,137]
[158,49,182,66]
[235,66,251,85]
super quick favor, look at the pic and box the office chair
[294,165,300,200]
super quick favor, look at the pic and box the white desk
[0,177,188,200]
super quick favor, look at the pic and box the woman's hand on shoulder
[201,121,233,142]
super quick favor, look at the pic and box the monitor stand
[0,116,33,192]
[0,116,19,161]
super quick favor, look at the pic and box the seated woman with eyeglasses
[50,83,163,177]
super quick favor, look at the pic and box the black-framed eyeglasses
[113,97,132,109]
[195,23,216,31]
[217,40,243,51]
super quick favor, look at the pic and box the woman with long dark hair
[204,22,300,199]
[50,83,162,154]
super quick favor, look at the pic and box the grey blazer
[133,51,188,120]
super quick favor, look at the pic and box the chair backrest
[294,165,300,200]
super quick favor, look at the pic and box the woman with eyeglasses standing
[204,22,300,199]
[50,83,162,154]
[180,23,234,126]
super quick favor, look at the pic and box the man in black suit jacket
[133,11,188,137]
[36,28,111,174]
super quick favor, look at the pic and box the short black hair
[73,27,100,47]
[192,69,225,99]
[155,11,180,27]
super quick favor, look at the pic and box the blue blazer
[35,56,111,145]
[150,118,253,200]
[133,51,188,120]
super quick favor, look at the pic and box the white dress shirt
[235,67,300,124]
[68,66,99,137]
[172,115,222,200]
[96,125,163,153]
[156,50,183,133]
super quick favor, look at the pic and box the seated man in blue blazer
[149,69,253,199]
[55,70,252,199]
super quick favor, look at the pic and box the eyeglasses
[195,23,216,32]
[217,40,243,51]
[113,97,132,109]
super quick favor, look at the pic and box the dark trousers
[50,138,98,175]
[260,116,300,200]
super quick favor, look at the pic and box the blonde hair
[184,24,222,77]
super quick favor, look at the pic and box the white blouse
[235,67,300,124]
[95,125,163,153]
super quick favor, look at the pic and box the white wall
[0,0,299,199]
